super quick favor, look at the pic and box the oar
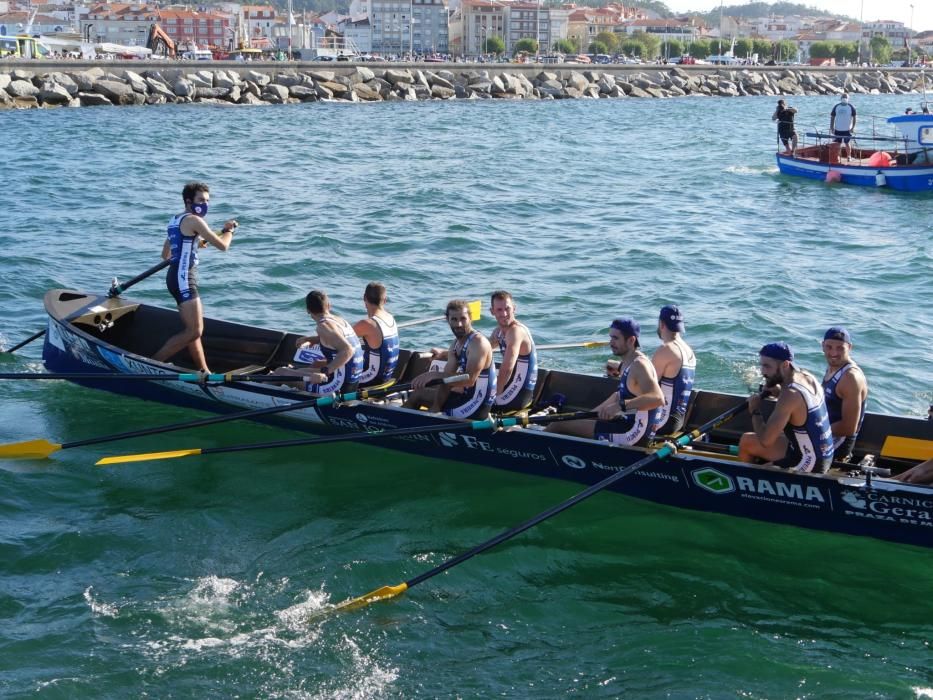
[397,300,481,329]
[526,341,608,351]
[0,371,377,383]
[95,410,598,466]
[107,259,171,298]
[326,397,749,615]
[0,376,465,461]
[2,259,171,354]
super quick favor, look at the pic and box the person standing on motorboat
[738,342,835,473]
[153,182,238,372]
[821,327,868,463]
[830,93,857,162]
[772,99,798,155]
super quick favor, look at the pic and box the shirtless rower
[547,318,664,446]
[488,290,537,414]
[280,290,364,396]
[738,342,835,473]
[353,282,400,388]
[650,305,696,436]
[404,300,496,419]
[821,327,868,463]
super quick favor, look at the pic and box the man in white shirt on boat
[830,93,857,162]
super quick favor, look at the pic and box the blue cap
[823,327,852,344]
[659,305,685,332]
[610,317,641,347]
[760,341,794,363]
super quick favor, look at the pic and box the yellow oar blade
[0,439,62,460]
[581,341,608,348]
[330,583,409,614]
[468,299,481,321]
[96,448,203,466]
[881,436,933,461]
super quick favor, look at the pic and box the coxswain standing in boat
[830,93,857,162]
[821,327,868,463]
[404,300,496,419]
[738,342,835,473]
[488,290,537,415]
[352,282,400,388]
[772,99,798,155]
[281,290,364,396]
[153,182,238,372]
[548,318,664,446]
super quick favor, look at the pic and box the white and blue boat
[776,106,933,192]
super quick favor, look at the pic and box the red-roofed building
[79,4,230,48]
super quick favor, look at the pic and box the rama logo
[692,468,735,494]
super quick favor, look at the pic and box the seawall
[1,60,928,109]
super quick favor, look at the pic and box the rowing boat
[39,288,933,548]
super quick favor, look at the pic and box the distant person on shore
[772,99,798,154]
[404,300,496,419]
[153,182,238,372]
[821,327,868,463]
[606,306,696,437]
[830,93,857,161]
[280,290,364,396]
[488,290,537,415]
[548,318,664,446]
[353,282,399,388]
[738,342,835,473]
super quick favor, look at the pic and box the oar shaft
[397,315,444,329]
[404,398,749,592]
[108,259,171,298]
[3,329,46,354]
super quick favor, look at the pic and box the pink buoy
[825,170,842,183]
[867,151,893,167]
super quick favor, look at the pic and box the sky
[662,1,933,34]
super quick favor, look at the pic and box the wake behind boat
[38,288,933,548]
[775,110,933,192]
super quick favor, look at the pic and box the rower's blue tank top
[360,314,399,385]
[492,324,537,395]
[166,213,198,270]
[617,362,663,434]
[787,380,835,469]
[319,315,364,385]
[822,362,865,436]
[457,331,496,407]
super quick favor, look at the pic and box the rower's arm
[628,361,664,411]
[353,317,380,348]
[317,323,352,373]
[496,327,521,394]
[160,238,171,261]
[756,392,793,448]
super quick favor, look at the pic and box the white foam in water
[276,586,331,630]
[83,586,119,618]
[914,689,933,699]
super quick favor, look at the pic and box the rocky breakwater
[0,63,928,109]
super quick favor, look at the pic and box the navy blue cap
[610,317,640,338]
[760,342,794,363]
[659,305,685,332]
[823,327,852,344]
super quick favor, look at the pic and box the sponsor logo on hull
[840,489,933,528]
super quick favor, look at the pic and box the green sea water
[1,94,931,698]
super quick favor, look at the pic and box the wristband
[620,398,626,413]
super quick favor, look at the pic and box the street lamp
[478,22,487,58]
[908,4,914,66]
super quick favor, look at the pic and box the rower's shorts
[167,266,199,305]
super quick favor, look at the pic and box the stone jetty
[0,61,928,109]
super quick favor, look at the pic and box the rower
[488,290,537,415]
[278,290,364,396]
[649,305,696,436]
[738,342,834,473]
[404,300,496,419]
[547,318,664,446]
[820,327,868,463]
[352,282,399,388]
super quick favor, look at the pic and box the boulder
[45,72,79,96]
[262,84,290,102]
[430,84,455,99]
[6,79,39,98]
[123,70,148,93]
[214,70,241,88]
[11,68,34,81]
[247,70,271,86]
[318,80,348,96]
[238,91,265,105]
[289,84,318,101]
[78,92,113,106]
[145,76,175,98]
[350,66,375,84]
[384,68,414,85]
[13,95,39,108]
[195,86,231,99]
[38,81,72,105]
[307,69,335,82]
[173,79,195,97]
[0,74,10,91]
[566,71,590,93]
[353,82,382,101]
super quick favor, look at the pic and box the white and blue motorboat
[776,106,933,192]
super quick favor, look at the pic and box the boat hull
[776,153,933,192]
[40,289,933,549]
